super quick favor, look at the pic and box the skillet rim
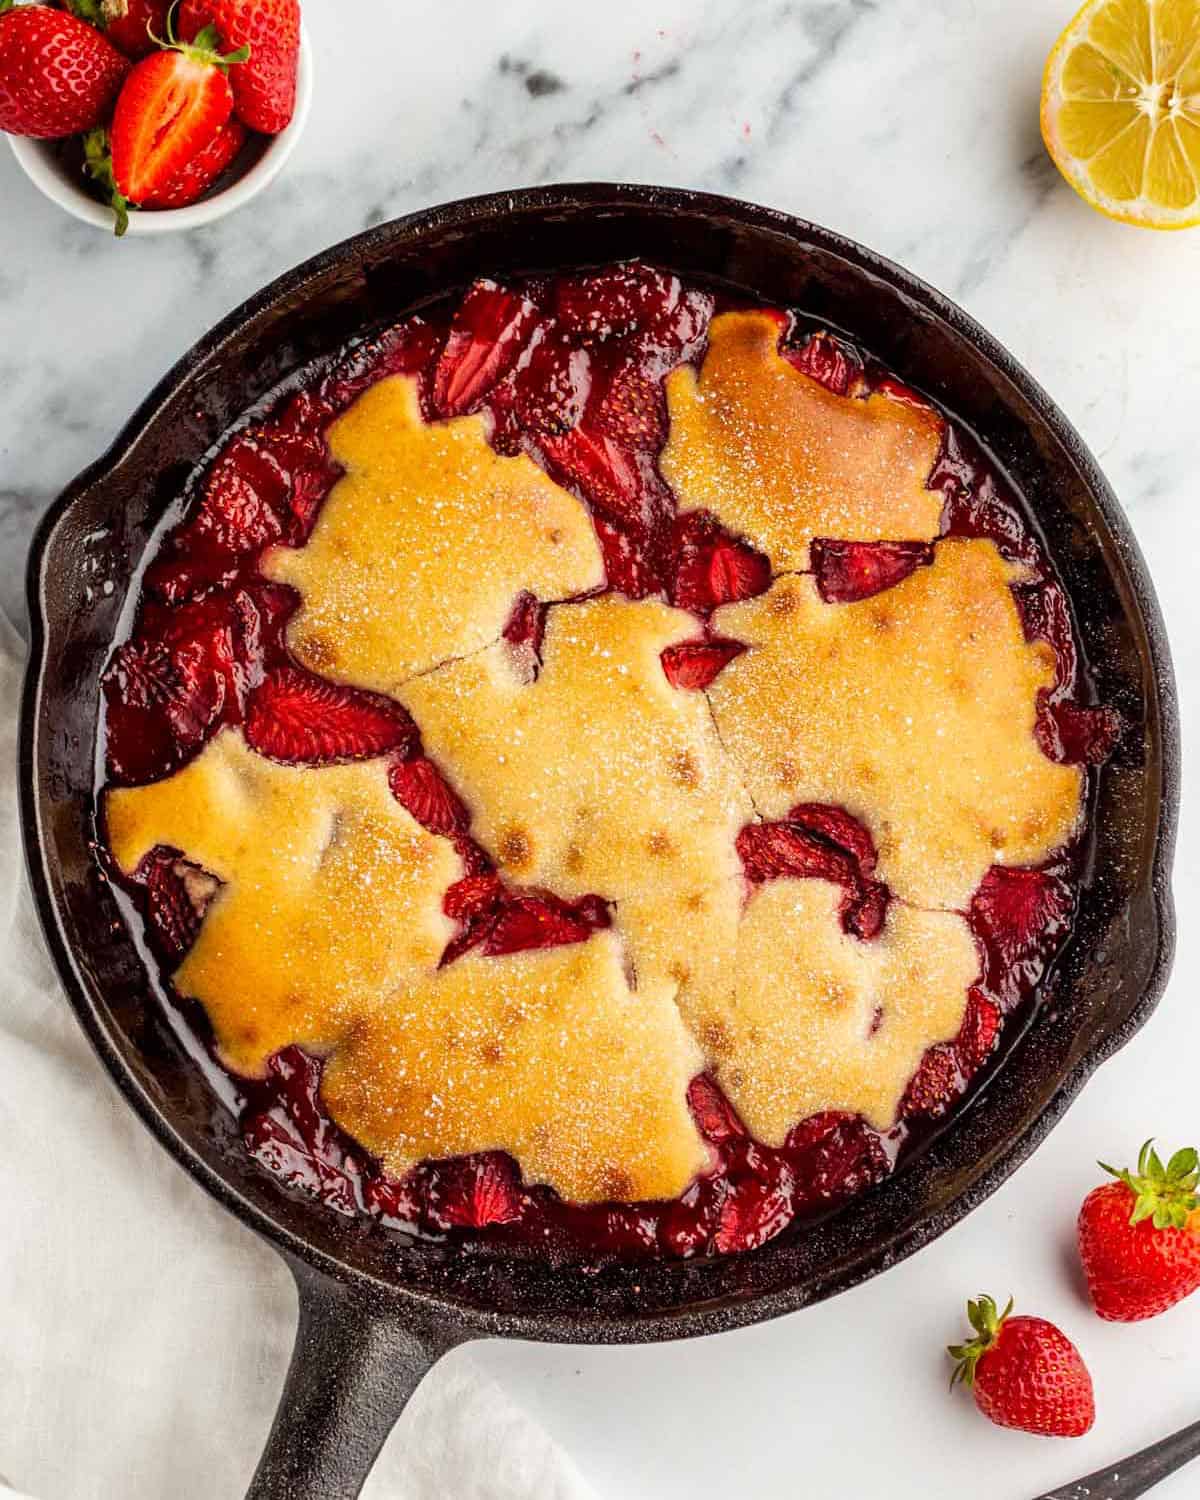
[17,181,1180,1344]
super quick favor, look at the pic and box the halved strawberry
[660,637,745,691]
[244,666,415,764]
[590,363,667,451]
[483,893,605,956]
[388,756,470,836]
[432,281,539,418]
[510,332,590,435]
[784,1112,889,1202]
[670,512,772,615]
[810,539,934,604]
[109,25,247,205]
[969,864,1074,1000]
[687,1073,746,1145]
[426,1153,526,1230]
[901,1043,962,1118]
[138,114,245,208]
[713,1157,795,1253]
[1036,699,1122,766]
[783,329,863,396]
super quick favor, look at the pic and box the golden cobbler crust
[263,375,605,692]
[660,310,946,571]
[106,342,1087,1205]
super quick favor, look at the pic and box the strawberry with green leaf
[948,1294,1095,1438]
[1078,1138,1200,1321]
[109,14,247,204]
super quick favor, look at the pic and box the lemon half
[1042,0,1200,228]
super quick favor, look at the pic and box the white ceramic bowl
[7,22,312,235]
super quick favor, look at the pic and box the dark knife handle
[1033,1419,1200,1500]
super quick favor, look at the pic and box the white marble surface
[3,0,1200,1496]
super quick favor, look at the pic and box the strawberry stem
[149,0,251,68]
[64,0,108,24]
[1100,1138,1200,1230]
[82,128,131,238]
[947,1293,1013,1391]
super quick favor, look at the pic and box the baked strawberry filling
[98,263,1114,1260]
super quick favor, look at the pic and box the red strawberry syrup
[97,264,1114,1260]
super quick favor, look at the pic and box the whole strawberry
[178,0,299,133]
[65,0,169,60]
[0,1,128,138]
[948,1295,1095,1438]
[1078,1138,1200,1322]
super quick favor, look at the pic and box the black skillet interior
[21,186,1178,1346]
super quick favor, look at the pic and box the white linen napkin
[0,611,597,1500]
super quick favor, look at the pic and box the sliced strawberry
[736,821,853,887]
[231,579,296,675]
[553,263,712,358]
[320,318,442,414]
[537,423,648,533]
[110,28,245,205]
[510,332,590,435]
[783,329,863,396]
[426,1153,526,1230]
[956,987,1002,1074]
[502,590,547,655]
[590,364,667,451]
[901,1042,962,1118]
[194,435,288,553]
[483,893,604,956]
[810,539,934,604]
[245,666,415,765]
[591,514,661,599]
[844,880,890,941]
[1012,577,1076,690]
[1036,699,1122,765]
[660,637,745,691]
[501,589,548,682]
[133,846,219,961]
[670,511,771,615]
[139,115,244,208]
[363,1170,423,1226]
[248,1047,366,1217]
[388,756,470,836]
[687,1074,746,1145]
[786,803,878,875]
[969,864,1074,1000]
[713,1157,794,1253]
[443,871,504,923]
[785,1112,889,1202]
[658,1179,721,1258]
[432,281,539,418]
[104,601,239,783]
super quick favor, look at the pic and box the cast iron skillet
[18,185,1179,1498]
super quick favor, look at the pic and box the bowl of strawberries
[1,0,311,235]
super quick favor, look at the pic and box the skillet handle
[245,1256,469,1500]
